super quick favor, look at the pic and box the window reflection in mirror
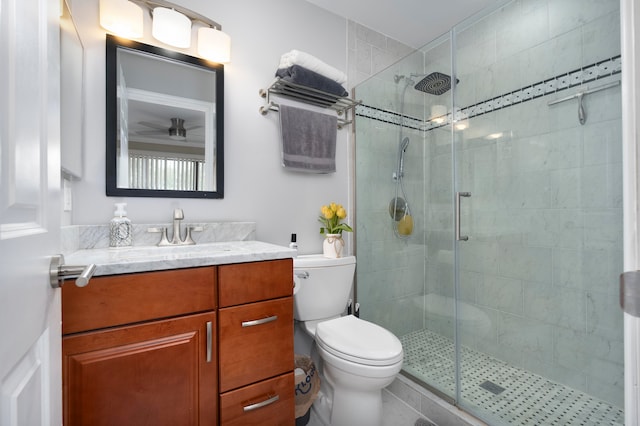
[106,35,224,198]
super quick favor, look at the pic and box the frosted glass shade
[152,7,192,48]
[99,0,143,39]
[197,27,231,63]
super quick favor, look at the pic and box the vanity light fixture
[100,0,144,39]
[197,27,231,63]
[99,0,231,63]
[151,7,191,48]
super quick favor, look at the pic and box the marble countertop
[64,241,296,276]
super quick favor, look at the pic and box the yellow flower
[320,206,330,218]
[318,201,353,235]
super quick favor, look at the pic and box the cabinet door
[63,312,217,426]
[219,297,294,392]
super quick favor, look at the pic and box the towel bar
[259,78,360,129]
[259,99,352,129]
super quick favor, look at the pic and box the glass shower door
[354,33,458,401]
[452,2,624,423]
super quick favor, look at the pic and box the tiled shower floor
[400,329,624,425]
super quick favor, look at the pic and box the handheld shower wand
[397,137,410,179]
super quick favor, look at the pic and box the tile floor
[401,329,624,425]
[301,327,624,425]
[305,389,434,426]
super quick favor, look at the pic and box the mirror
[60,0,84,178]
[106,34,224,198]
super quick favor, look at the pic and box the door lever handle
[49,254,96,288]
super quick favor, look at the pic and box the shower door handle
[455,192,471,241]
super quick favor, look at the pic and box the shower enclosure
[353,0,623,424]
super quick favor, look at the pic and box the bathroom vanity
[61,241,295,425]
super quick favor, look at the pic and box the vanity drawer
[218,259,293,307]
[62,267,216,334]
[220,372,294,426]
[218,297,294,392]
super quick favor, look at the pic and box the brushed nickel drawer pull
[206,321,212,363]
[243,394,279,412]
[242,315,278,327]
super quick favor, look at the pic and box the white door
[0,0,62,424]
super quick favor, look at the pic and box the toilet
[293,254,403,426]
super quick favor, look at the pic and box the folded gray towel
[276,65,348,98]
[279,104,337,173]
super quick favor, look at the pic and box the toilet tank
[293,254,356,321]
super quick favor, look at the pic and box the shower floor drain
[400,329,624,425]
[480,380,505,395]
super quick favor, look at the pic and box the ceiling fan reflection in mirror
[136,117,203,141]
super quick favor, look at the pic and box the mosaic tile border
[355,56,621,132]
[400,328,624,426]
[354,105,424,131]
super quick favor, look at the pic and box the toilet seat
[315,315,403,366]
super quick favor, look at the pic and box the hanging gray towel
[279,104,337,173]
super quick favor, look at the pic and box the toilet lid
[315,315,404,366]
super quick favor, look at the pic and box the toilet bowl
[293,255,403,426]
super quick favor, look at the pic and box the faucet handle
[183,226,203,245]
[148,227,170,246]
[173,208,184,220]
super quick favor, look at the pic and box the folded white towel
[279,50,347,85]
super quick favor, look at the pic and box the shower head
[414,72,459,95]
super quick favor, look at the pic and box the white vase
[323,234,345,258]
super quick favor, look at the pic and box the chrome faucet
[170,208,185,245]
[148,208,202,246]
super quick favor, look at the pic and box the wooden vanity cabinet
[62,267,217,426]
[218,259,295,425]
[62,259,295,426]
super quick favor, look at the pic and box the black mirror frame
[105,34,224,199]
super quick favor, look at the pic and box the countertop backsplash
[62,222,257,254]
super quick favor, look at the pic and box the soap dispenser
[110,203,132,248]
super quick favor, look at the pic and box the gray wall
[67,0,352,253]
